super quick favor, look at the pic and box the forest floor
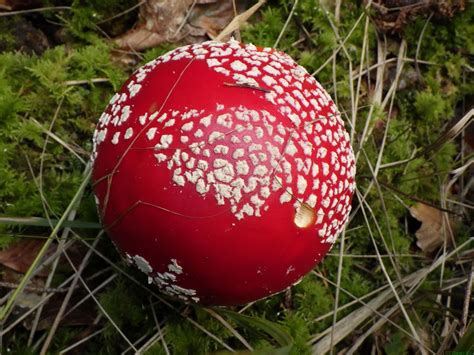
[0,1,473,354]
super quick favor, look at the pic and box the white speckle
[207,58,221,67]
[194,129,204,138]
[263,65,280,76]
[265,92,277,104]
[214,145,229,154]
[316,208,324,224]
[249,154,259,166]
[214,67,230,75]
[197,160,208,171]
[118,93,127,103]
[110,131,120,145]
[139,113,148,125]
[318,223,327,237]
[217,113,232,128]
[181,122,194,132]
[164,118,175,128]
[243,135,252,143]
[274,135,285,144]
[236,203,254,220]
[297,175,308,194]
[209,131,223,143]
[248,143,262,152]
[262,75,277,86]
[186,157,196,169]
[133,255,152,274]
[180,136,189,143]
[109,93,120,105]
[146,128,157,140]
[306,194,317,208]
[230,60,248,71]
[155,153,167,163]
[254,165,268,176]
[173,172,185,186]
[196,179,209,194]
[285,140,298,156]
[120,106,131,124]
[128,83,142,98]
[317,147,327,158]
[157,134,173,149]
[124,127,133,140]
[157,113,168,123]
[213,158,229,168]
[231,135,241,144]
[322,163,330,176]
[233,148,245,159]
[149,112,160,121]
[200,115,212,127]
[260,186,271,198]
[236,160,250,175]
[280,188,293,204]
[247,67,261,77]
[168,259,183,274]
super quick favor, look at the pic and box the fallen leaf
[0,239,55,276]
[114,0,248,51]
[409,203,454,254]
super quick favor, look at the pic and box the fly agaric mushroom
[92,39,356,306]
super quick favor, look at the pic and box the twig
[223,82,270,93]
[0,6,71,17]
[274,0,299,48]
[460,261,473,337]
[0,282,73,293]
[96,0,146,25]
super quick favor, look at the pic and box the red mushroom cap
[92,39,356,306]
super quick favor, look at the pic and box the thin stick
[460,261,473,337]
[274,0,299,48]
[0,6,71,16]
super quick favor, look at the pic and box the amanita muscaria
[92,39,356,306]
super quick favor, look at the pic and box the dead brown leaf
[0,239,55,276]
[114,0,247,51]
[409,203,454,254]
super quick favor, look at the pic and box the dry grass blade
[421,108,474,157]
[39,235,102,354]
[58,328,105,354]
[215,0,266,41]
[274,0,299,48]
[0,164,92,321]
[31,118,87,164]
[203,308,253,351]
[0,6,71,16]
[312,238,474,353]
[74,236,235,352]
[60,248,138,352]
[357,191,426,353]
